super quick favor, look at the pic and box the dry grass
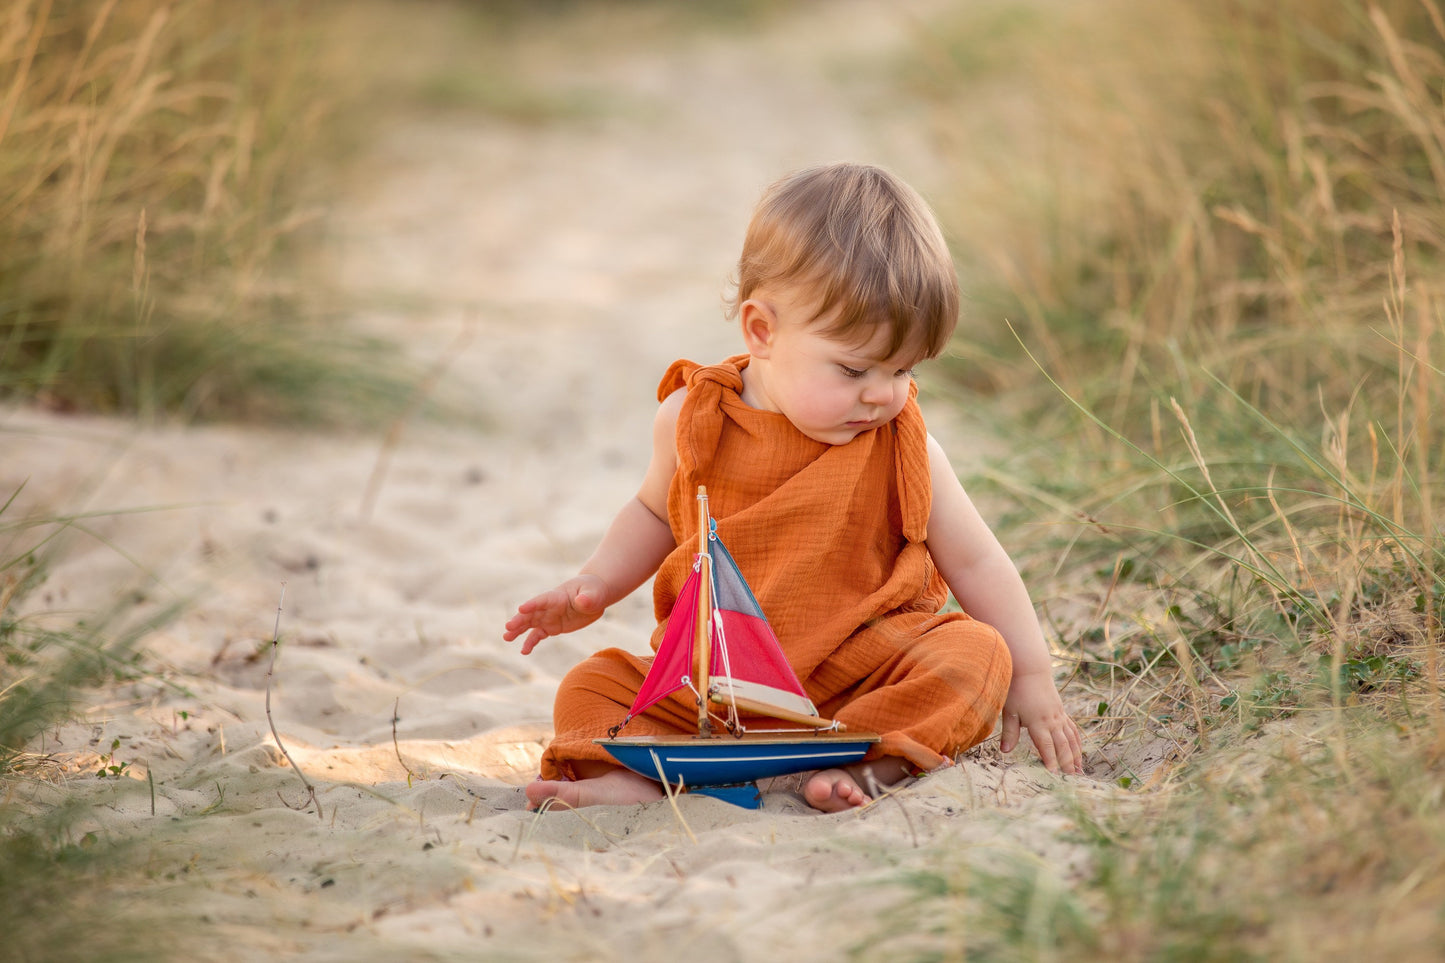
[878,0,1445,956]
[920,0,1443,422]
[0,0,411,423]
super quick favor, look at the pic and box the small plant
[1219,670,1300,724]
[94,738,131,780]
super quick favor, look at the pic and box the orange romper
[538,356,1013,779]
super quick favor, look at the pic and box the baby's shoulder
[651,385,687,439]
[658,384,688,414]
[922,431,955,470]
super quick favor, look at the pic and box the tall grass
[0,0,411,424]
[917,0,1443,698]
[923,0,1443,422]
[888,0,1445,956]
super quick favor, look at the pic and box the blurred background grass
[0,0,791,424]
[0,0,416,424]
[1,0,1442,958]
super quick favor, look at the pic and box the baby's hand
[1000,670,1084,774]
[503,575,608,654]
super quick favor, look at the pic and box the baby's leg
[526,760,664,809]
[802,757,912,812]
[539,647,697,780]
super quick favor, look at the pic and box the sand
[2,4,1155,959]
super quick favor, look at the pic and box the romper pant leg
[540,648,699,781]
[807,611,1013,774]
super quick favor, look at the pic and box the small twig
[392,697,420,787]
[263,582,322,820]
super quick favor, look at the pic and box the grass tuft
[1,489,187,962]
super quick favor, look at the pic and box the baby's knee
[924,622,1012,713]
[921,616,1012,672]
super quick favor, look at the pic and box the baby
[504,162,1082,811]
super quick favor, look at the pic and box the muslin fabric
[539,356,1011,779]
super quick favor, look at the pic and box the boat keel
[687,781,762,809]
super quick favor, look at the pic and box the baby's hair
[725,163,959,359]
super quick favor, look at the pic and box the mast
[694,486,713,736]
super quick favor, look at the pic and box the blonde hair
[725,163,959,358]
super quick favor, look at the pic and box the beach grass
[884,0,1445,956]
[0,0,415,425]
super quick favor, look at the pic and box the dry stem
[392,697,419,787]
[263,582,321,820]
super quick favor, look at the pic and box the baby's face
[747,292,925,446]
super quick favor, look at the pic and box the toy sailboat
[597,486,878,808]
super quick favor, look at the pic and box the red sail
[707,533,814,715]
[623,530,817,727]
[626,563,704,718]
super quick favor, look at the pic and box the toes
[802,770,869,812]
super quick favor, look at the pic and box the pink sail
[622,528,816,727]
[627,564,704,717]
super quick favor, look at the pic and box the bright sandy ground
[3,3,1167,959]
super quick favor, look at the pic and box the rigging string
[706,526,747,734]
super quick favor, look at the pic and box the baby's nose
[859,380,893,405]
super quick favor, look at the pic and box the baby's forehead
[818,320,928,365]
[782,282,933,359]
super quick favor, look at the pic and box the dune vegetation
[894,0,1445,955]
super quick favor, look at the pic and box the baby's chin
[798,423,876,445]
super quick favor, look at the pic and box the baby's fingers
[1041,721,1084,775]
[1029,728,1061,773]
[1064,721,1085,774]
[1000,711,1021,753]
[501,613,531,643]
[519,627,549,656]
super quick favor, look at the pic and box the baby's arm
[923,434,1083,774]
[503,390,684,655]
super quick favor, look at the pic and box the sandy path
[3,4,1123,959]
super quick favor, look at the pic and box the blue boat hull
[596,733,879,807]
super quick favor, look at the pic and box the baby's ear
[738,299,777,358]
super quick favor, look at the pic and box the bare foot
[525,768,665,810]
[802,768,870,812]
[803,757,916,812]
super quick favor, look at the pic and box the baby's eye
[896,368,915,379]
[839,365,867,379]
